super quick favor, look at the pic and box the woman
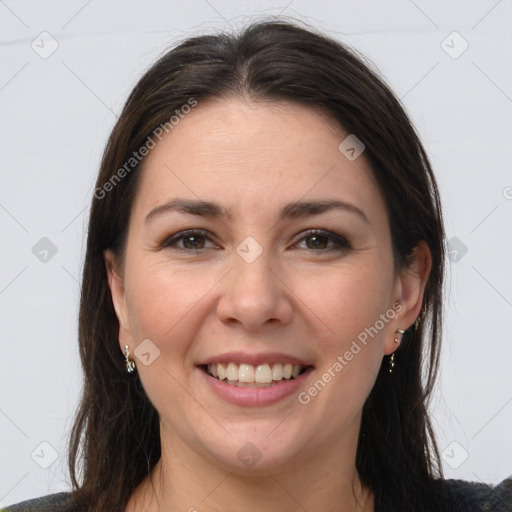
[5,19,511,512]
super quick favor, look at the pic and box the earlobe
[386,240,432,354]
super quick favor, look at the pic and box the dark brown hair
[68,18,453,511]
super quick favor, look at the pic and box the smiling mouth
[199,362,312,388]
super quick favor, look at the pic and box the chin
[193,423,312,475]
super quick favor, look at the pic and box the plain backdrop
[0,0,511,506]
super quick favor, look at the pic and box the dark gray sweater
[3,476,512,511]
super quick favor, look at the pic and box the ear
[384,240,432,355]
[104,249,133,353]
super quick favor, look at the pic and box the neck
[127,423,374,512]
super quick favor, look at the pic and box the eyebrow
[145,198,370,225]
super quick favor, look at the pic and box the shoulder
[439,474,512,511]
[2,492,75,512]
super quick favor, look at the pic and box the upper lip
[196,351,314,367]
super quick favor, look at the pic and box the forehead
[131,98,385,224]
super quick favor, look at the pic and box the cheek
[289,264,390,437]
[124,262,219,355]
[296,261,390,392]
[293,260,391,344]
[123,264,215,413]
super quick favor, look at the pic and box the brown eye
[161,230,216,251]
[160,229,351,253]
[181,234,206,249]
[304,234,329,249]
[295,230,351,252]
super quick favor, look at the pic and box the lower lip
[198,366,314,407]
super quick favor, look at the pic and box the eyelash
[160,229,351,253]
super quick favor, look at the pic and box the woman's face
[106,99,427,474]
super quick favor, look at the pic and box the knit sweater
[3,476,512,511]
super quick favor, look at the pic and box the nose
[216,247,293,331]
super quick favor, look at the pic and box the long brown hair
[68,19,453,511]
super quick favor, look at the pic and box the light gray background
[1,0,511,506]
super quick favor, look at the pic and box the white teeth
[239,364,254,383]
[272,363,283,380]
[226,363,238,381]
[206,362,306,383]
[255,364,272,383]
